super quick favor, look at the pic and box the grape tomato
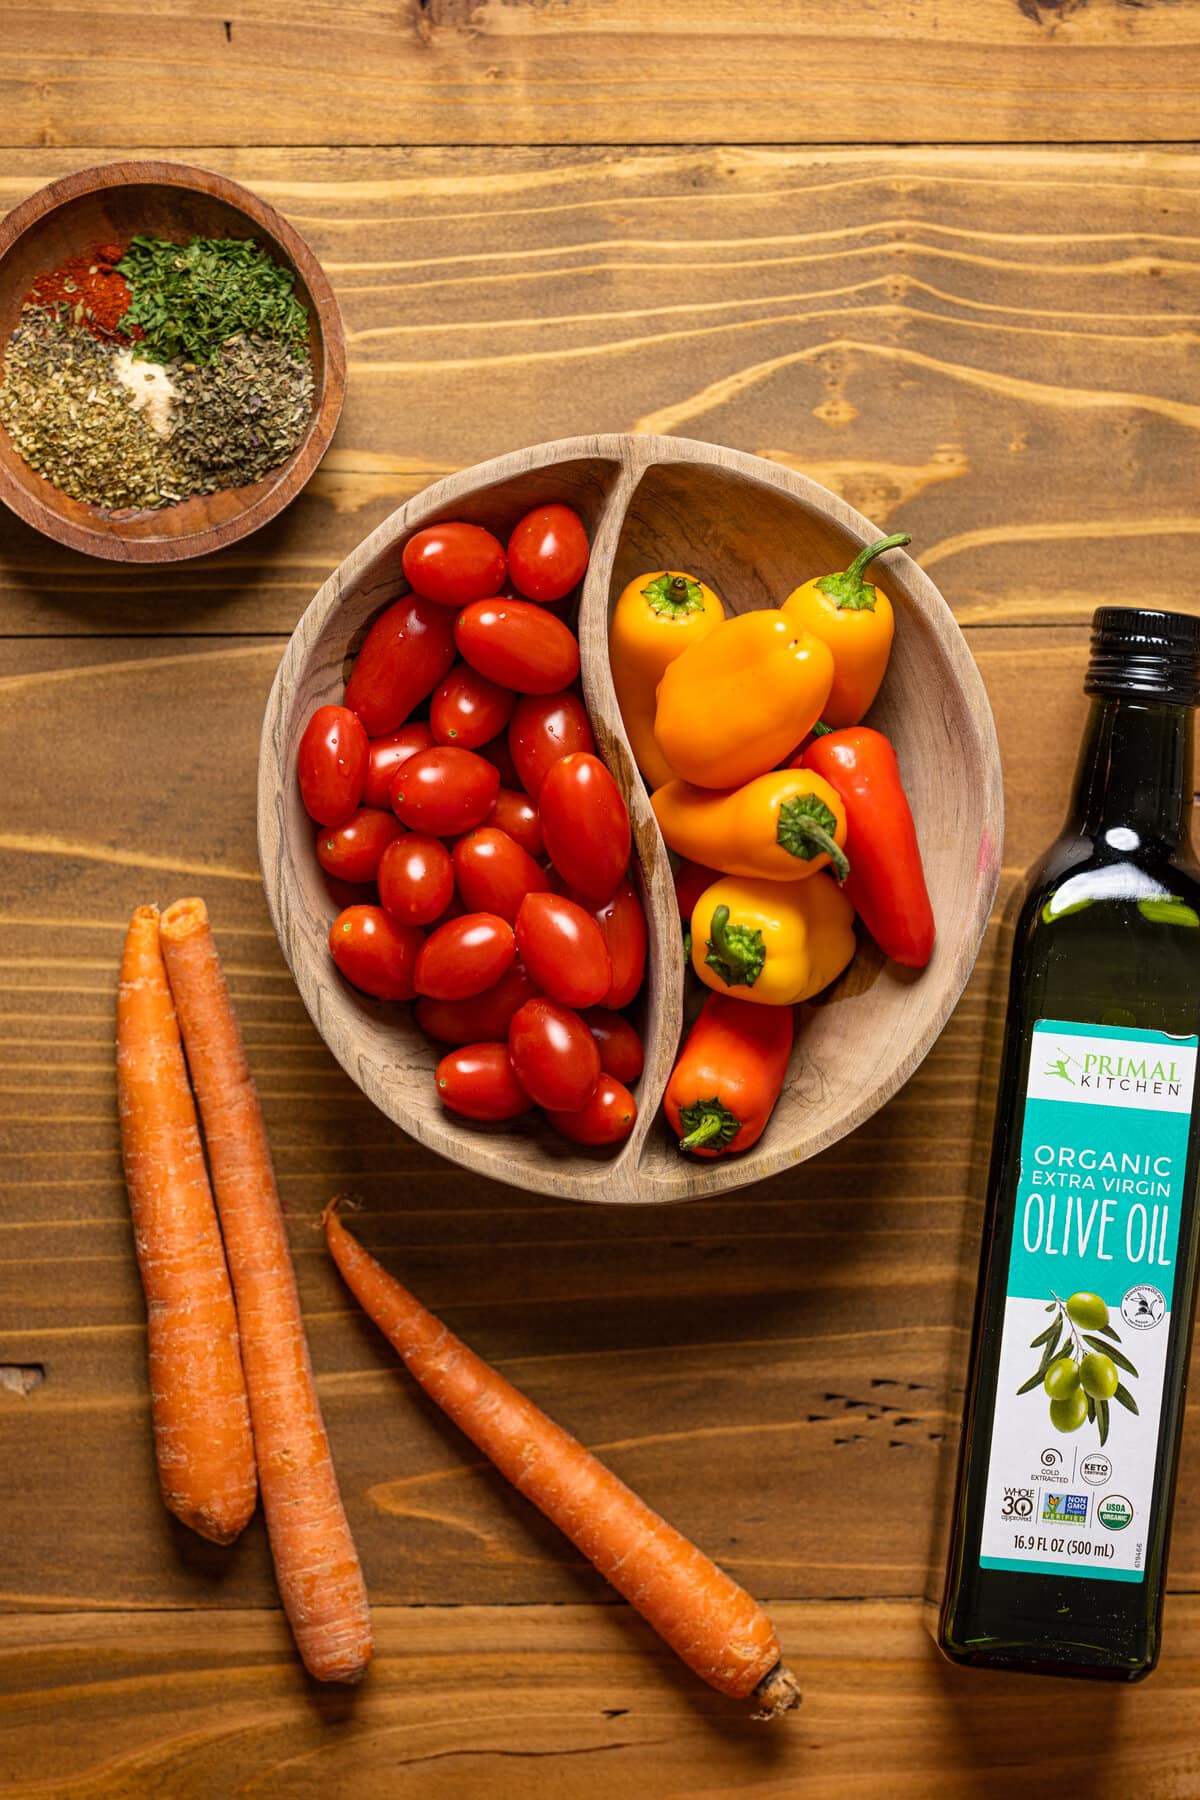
[431,665,515,749]
[486,787,543,858]
[362,724,434,810]
[378,833,455,927]
[415,912,516,1001]
[507,504,590,604]
[436,1043,532,1122]
[455,599,580,696]
[401,521,506,608]
[414,961,538,1046]
[298,704,369,826]
[508,689,594,797]
[508,998,599,1112]
[453,828,549,923]
[315,808,404,884]
[514,892,611,1008]
[344,595,456,736]
[539,752,631,903]
[329,905,422,1002]
[390,746,500,837]
[581,1008,644,1084]
[544,1074,638,1146]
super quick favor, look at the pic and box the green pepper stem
[844,532,911,585]
[679,1112,725,1151]
[810,719,834,737]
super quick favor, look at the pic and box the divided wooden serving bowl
[259,435,1003,1203]
[0,160,344,561]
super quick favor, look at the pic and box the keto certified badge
[1097,1494,1134,1532]
[1079,1453,1113,1486]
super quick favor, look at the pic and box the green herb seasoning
[116,235,310,365]
[170,335,315,493]
[0,308,187,510]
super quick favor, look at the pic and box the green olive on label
[1049,1388,1089,1433]
[1079,1351,1119,1400]
[1043,1356,1081,1401]
[1065,1291,1109,1330]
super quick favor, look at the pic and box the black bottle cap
[1085,607,1200,705]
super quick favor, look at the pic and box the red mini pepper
[664,994,795,1157]
[798,726,935,969]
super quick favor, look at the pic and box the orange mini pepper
[654,611,833,789]
[782,533,910,727]
[652,768,849,884]
[609,569,724,790]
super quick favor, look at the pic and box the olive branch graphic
[1016,1290,1140,1447]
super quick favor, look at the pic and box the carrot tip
[751,1662,802,1720]
[160,896,209,940]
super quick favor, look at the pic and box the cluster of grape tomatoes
[295,505,646,1148]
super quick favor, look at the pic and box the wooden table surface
[4,5,1200,1794]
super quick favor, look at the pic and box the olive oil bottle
[940,607,1200,1680]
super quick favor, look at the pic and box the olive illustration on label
[1017,1290,1140,1446]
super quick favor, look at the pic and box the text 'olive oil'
[940,607,1200,1680]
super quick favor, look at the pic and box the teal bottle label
[978,1019,1197,1584]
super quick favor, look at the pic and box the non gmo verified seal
[1097,1494,1134,1532]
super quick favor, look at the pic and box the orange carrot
[323,1203,800,1716]
[116,905,256,1545]
[159,899,372,1684]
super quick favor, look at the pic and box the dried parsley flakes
[116,234,310,365]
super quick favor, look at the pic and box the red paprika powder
[26,242,142,343]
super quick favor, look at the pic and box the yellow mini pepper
[609,569,724,790]
[690,873,856,1006]
[654,610,833,789]
[653,768,849,883]
[782,533,910,727]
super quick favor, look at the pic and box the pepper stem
[815,532,911,613]
[776,793,851,883]
[704,905,766,988]
[677,1094,742,1153]
[845,532,912,585]
[679,1112,724,1150]
[641,571,705,618]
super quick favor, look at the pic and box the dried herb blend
[0,233,315,513]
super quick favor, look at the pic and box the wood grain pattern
[0,161,345,560]
[2,144,1197,631]
[259,432,1001,1201]
[3,2,1200,148]
[4,110,1200,1794]
[3,1601,1200,1799]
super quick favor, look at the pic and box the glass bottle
[940,606,1200,1679]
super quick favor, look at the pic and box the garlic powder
[112,346,179,439]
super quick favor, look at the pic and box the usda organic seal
[1097,1494,1134,1532]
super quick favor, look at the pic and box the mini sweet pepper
[690,873,856,1006]
[799,725,935,967]
[653,768,849,883]
[609,568,724,790]
[782,533,910,727]
[654,610,833,789]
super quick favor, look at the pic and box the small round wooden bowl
[259,435,1003,1204]
[0,161,345,562]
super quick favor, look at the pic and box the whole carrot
[324,1202,800,1716]
[116,905,256,1544]
[159,899,372,1685]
